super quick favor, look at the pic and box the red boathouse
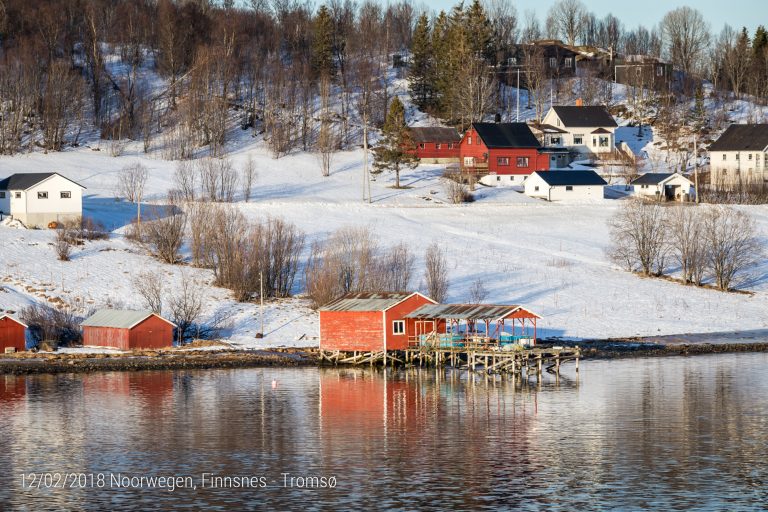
[0,315,27,352]
[409,127,462,163]
[319,292,437,352]
[81,310,176,350]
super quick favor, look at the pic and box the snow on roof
[405,304,540,321]
[0,314,27,327]
[319,292,422,312]
[708,124,768,152]
[81,309,176,329]
[0,172,86,191]
[532,170,607,186]
[551,106,618,128]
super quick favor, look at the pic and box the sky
[420,0,763,36]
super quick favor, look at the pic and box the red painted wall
[320,310,384,352]
[414,141,460,160]
[83,326,130,350]
[0,317,26,352]
[384,294,436,350]
[83,316,173,350]
[459,127,550,175]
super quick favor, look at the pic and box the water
[1,354,767,511]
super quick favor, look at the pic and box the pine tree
[465,0,493,61]
[409,13,433,109]
[312,5,336,80]
[372,97,418,189]
[690,86,708,132]
[753,25,768,56]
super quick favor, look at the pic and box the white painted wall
[2,174,83,227]
[709,150,768,185]
[634,174,694,200]
[524,173,605,201]
[542,110,616,155]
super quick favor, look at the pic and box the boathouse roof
[319,292,432,312]
[81,309,176,329]
[404,304,541,321]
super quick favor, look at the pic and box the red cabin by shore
[460,122,551,177]
[0,315,26,352]
[409,127,461,163]
[319,292,437,352]
[81,310,176,350]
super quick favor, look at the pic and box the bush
[20,303,83,347]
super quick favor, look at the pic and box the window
[436,143,442,149]
[722,154,727,161]
[565,57,572,68]
[60,191,71,199]
[599,136,609,148]
[516,157,529,167]
[749,154,753,160]
[496,176,501,181]
[37,191,48,199]
[467,136,472,145]
[550,136,561,145]
[393,320,405,335]
[641,184,648,189]
[656,66,664,77]
[573,134,583,145]
[722,170,728,176]
[508,57,517,65]
[736,153,740,160]
[448,143,454,149]
[0,192,4,199]
[497,157,510,166]
[14,192,20,199]
[549,57,557,68]
[534,185,540,191]
[565,185,574,191]
[419,143,426,149]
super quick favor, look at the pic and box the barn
[318,292,436,353]
[409,127,461,163]
[81,310,176,350]
[0,315,27,353]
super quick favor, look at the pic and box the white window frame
[573,134,584,145]
[516,157,529,168]
[393,320,405,335]
[37,191,48,199]
[14,192,21,199]
[60,191,71,199]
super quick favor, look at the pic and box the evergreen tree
[753,25,768,56]
[372,97,418,189]
[690,86,708,132]
[465,0,494,61]
[409,13,433,109]
[312,5,336,80]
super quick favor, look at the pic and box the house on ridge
[541,105,618,157]
[707,124,768,187]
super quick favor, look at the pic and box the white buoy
[271,379,278,389]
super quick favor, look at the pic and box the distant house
[708,124,768,187]
[319,292,436,353]
[524,170,607,201]
[0,315,27,353]
[0,172,85,228]
[502,40,579,84]
[631,173,695,201]
[81,310,176,350]
[409,127,461,163]
[614,55,673,91]
[460,122,568,186]
[541,105,618,156]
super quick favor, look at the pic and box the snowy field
[1,132,768,349]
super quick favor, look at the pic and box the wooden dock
[318,345,580,377]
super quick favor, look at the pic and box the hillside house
[318,292,436,353]
[82,310,176,350]
[524,170,607,201]
[460,122,568,186]
[0,173,85,228]
[541,105,618,156]
[614,56,673,91]
[0,315,26,353]
[631,173,695,201]
[502,40,579,85]
[708,124,768,187]
[409,127,462,163]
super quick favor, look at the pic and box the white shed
[524,170,607,201]
[0,173,85,228]
[630,173,695,201]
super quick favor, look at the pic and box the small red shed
[81,310,176,350]
[0,314,27,352]
[319,292,437,352]
[460,122,551,178]
[409,127,462,163]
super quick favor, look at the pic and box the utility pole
[260,271,264,336]
[363,109,369,203]
[516,68,520,122]
[694,133,700,203]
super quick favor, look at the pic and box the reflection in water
[0,355,766,510]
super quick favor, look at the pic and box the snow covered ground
[1,134,767,349]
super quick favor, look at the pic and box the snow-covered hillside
[1,128,767,347]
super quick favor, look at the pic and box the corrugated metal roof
[81,309,174,329]
[0,172,86,191]
[409,127,461,143]
[404,304,539,321]
[318,292,415,312]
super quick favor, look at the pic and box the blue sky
[420,0,763,35]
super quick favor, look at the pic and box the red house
[460,122,555,183]
[319,292,436,352]
[0,314,26,353]
[81,310,176,350]
[409,127,461,163]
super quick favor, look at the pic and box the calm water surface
[1,354,767,511]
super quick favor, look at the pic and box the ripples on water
[1,354,767,511]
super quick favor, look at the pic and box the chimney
[494,113,502,123]
[575,98,583,107]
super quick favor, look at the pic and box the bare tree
[168,273,204,343]
[468,277,488,304]
[660,6,710,76]
[607,199,668,276]
[117,163,149,224]
[547,0,587,46]
[424,242,449,302]
[242,155,258,202]
[54,226,73,261]
[377,242,415,292]
[455,56,498,127]
[442,176,472,204]
[667,205,708,285]
[703,206,762,291]
[133,270,164,314]
[140,196,187,264]
[173,161,197,201]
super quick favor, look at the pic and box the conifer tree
[372,97,418,189]
[409,13,433,109]
[312,5,336,80]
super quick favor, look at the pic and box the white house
[708,124,768,187]
[630,173,695,201]
[0,173,85,228]
[524,170,607,201]
[540,105,618,156]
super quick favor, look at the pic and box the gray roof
[81,309,175,329]
[0,172,86,191]
[532,170,607,186]
[319,292,424,312]
[472,122,541,149]
[708,124,768,152]
[551,106,617,128]
[409,127,461,143]
[404,304,540,321]
[631,173,674,185]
